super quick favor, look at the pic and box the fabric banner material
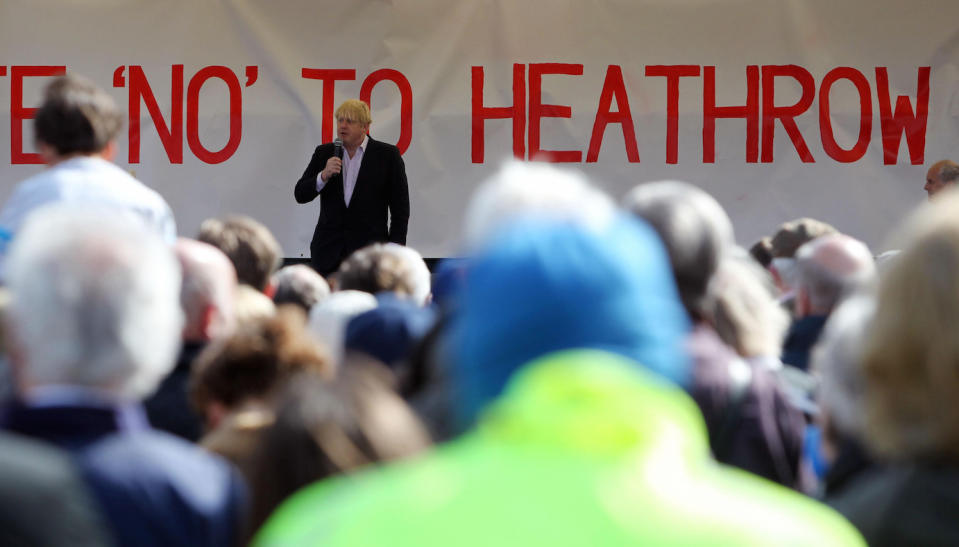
[0,0,955,257]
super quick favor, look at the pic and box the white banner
[0,0,956,257]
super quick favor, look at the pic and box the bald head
[175,238,238,342]
[794,234,875,317]
[925,160,959,200]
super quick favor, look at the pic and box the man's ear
[37,142,59,165]
[100,140,118,162]
[199,304,218,340]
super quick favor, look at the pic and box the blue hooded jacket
[451,214,691,424]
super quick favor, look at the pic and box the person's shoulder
[81,428,239,486]
[828,464,959,545]
[252,452,439,546]
[366,137,399,154]
[313,141,337,155]
[694,465,866,545]
[79,429,244,544]
[0,431,80,484]
[86,160,171,208]
[11,163,66,194]
[0,166,70,226]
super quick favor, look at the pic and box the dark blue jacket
[781,315,829,371]
[3,402,246,547]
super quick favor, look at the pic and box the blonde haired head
[335,99,372,125]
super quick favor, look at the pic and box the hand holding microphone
[321,138,344,182]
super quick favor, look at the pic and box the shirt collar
[23,384,126,408]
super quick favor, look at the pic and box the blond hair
[861,188,959,459]
[335,99,371,125]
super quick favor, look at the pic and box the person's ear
[795,287,812,318]
[100,140,118,162]
[37,142,59,165]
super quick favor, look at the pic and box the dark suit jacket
[3,402,246,547]
[295,137,410,274]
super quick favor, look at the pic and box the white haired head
[463,161,615,250]
[175,238,237,342]
[389,245,431,307]
[6,206,183,400]
[334,243,431,306]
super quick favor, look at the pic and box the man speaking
[295,99,410,275]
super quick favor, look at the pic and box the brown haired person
[198,215,282,294]
[244,364,429,540]
[0,74,175,277]
[294,99,410,275]
[190,308,332,482]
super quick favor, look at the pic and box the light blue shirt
[0,156,177,278]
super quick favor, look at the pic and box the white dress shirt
[315,135,368,207]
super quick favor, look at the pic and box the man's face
[337,116,369,149]
[925,167,948,199]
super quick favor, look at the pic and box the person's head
[452,214,690,426]
[334,99,371,150]
[462,161,615,251]
[770,218,839,259]
[234,284,276,326]
[33,74,123,163]
[334,243,431,306]
[190,308,332,430]
[767,218,838,295]
[5,206,182,400]
[793,234,875,318]
[271,265,330,312]
[924,159,959,200]
[246,363,429,538]
[197,216,282,293]
[622,180,734,321]
[861,191,959,460]
[708,250,790,359]
[175,238,238,343]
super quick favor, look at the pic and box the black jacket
[295,137,410,274]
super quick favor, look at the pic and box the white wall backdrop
[0,0,956,257]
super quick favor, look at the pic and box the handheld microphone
[333,138,344,159]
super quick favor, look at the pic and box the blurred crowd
[1,74,958,546]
